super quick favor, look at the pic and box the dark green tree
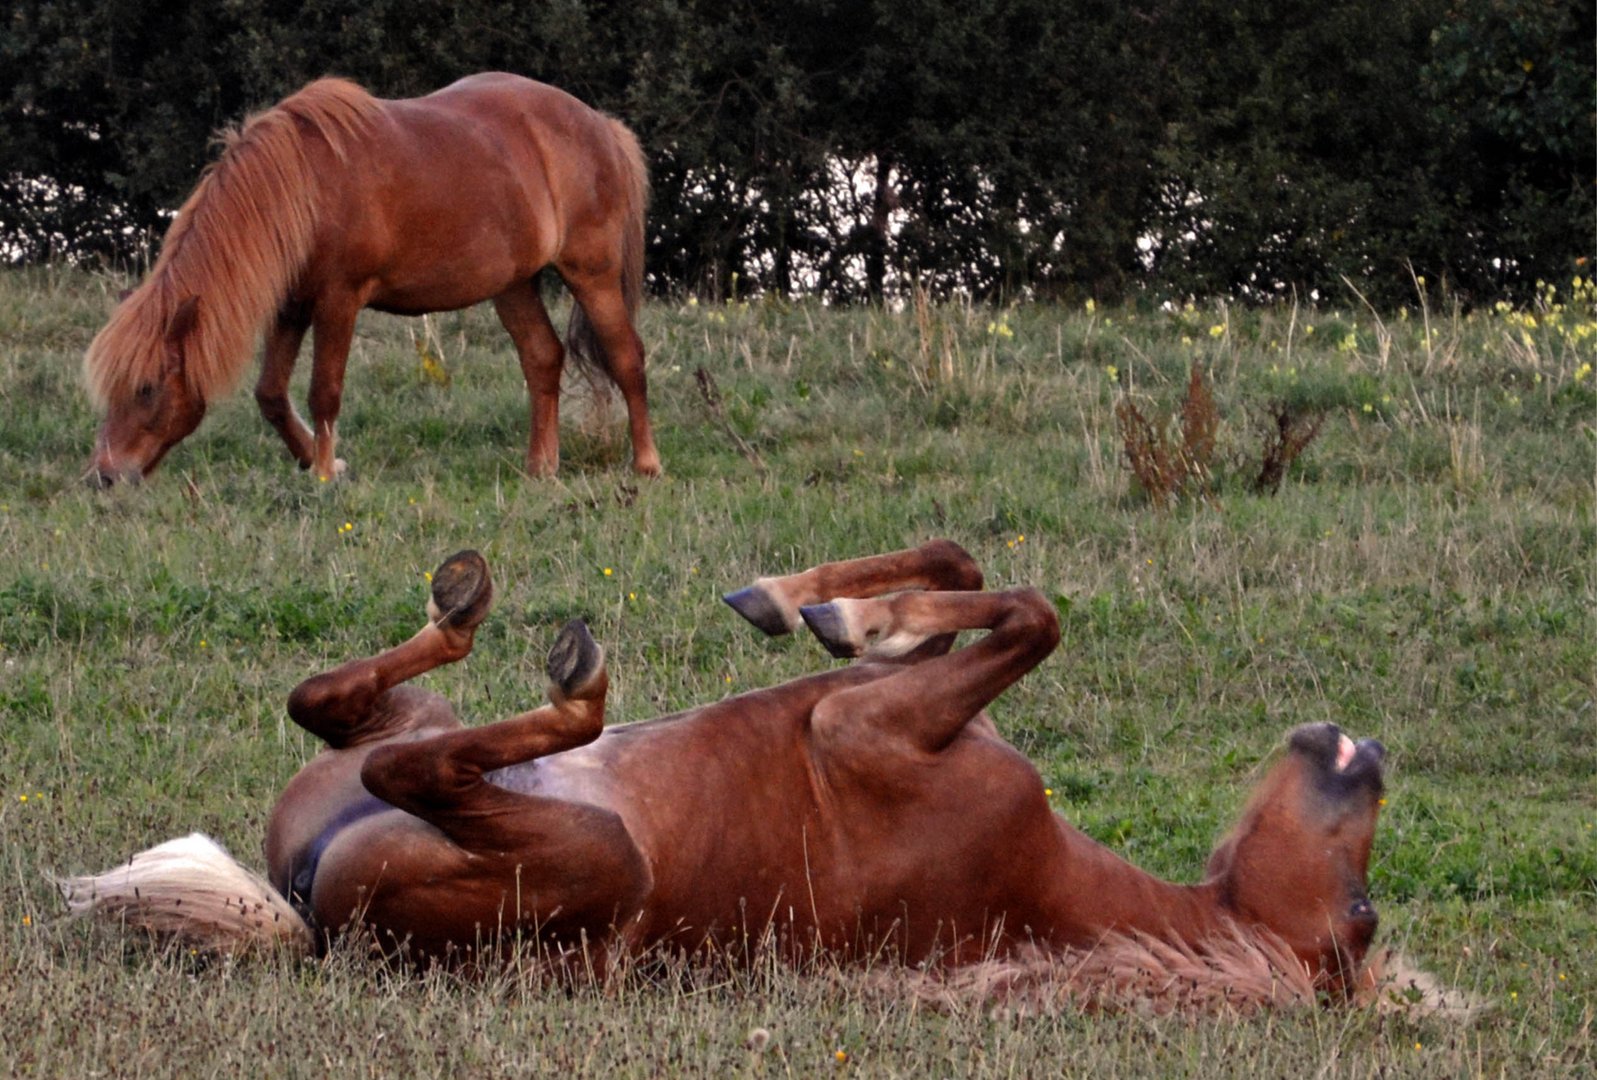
[3,0,1591,304]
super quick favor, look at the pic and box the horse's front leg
[493,281,565,477]
[254,305,315,467]
[806,587,1060,754]
[307,298,362,481]
[724,539,984,659]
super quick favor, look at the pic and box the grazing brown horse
[83,73,659,485]
[62,541,1396,1008]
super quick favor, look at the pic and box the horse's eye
[1349,898,1377,921]
[136,383,156,402]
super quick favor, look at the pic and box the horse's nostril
[88,469,115,490]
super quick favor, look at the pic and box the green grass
[1,266,1593,1075]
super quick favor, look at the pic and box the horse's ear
[166,295,201,345]
[164,295,200,377]
[1204,834,1237,883]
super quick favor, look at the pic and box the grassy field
[1,265,1593,1076]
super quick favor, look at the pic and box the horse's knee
[254,384,290,423]
[307,383,343,422]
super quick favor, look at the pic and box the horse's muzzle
[85,462,142,489]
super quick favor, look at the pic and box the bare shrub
[1255,403,1326,495]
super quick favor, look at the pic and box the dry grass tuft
[1115,362,1220,507]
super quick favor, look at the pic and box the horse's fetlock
[1006,588,1061,649]
[922,538,984,591]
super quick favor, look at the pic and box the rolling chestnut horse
[83,72,659,485]
[62,541,1391,1007]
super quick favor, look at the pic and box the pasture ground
[0,267,1592,1076]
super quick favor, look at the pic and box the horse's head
[1206,722,1386,993]
[86,294,208,487]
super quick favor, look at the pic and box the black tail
[566,115,649,389]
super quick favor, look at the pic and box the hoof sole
[799,603,860,659]
[430,550,493,631]
[547,619,602,695]
[724,585,795,637]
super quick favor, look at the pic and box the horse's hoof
[723,584,798,637]
[799,603,863,659]
[547,619,603,696]
[428,550,493,631]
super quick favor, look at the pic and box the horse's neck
[1040,817,1229,947]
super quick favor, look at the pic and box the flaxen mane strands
[878,931,1474,1018]
[83,79,383,410]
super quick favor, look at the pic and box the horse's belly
[365,258,522,314]
[487,747,613,805]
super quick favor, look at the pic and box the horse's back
[422,72,599,121]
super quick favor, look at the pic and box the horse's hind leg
[724,539,983,658]
[563,277,661,477]
[493,280,565,477]
[287,550,493,748]
[808,587,1060,754]
[354,621,648,953]
[360,619,607,813]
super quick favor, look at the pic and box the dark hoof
[547,619,602,695]
[723,585,795,636]
[799,603,860,659]
[430,550,493,631]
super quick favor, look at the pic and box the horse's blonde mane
[84,78,384,410]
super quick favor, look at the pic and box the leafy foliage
[1,0,1592,302]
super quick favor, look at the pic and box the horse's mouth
[1335,732,1385,776]
[1291,723,1385,787]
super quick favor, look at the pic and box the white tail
[56,833,313,953]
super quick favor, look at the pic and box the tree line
[2,0,1591,305]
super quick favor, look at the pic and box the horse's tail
[56,833,314,955]
[566,115,650,388]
